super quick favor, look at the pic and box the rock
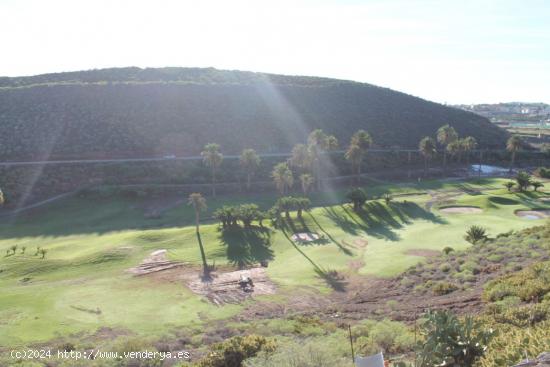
[512,352,550,367]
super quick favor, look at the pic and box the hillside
[0,67,507,161]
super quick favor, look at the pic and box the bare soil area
[127,249,183,275]
[406,249,441,257]
[145,264,276,306]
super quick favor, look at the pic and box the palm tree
[239,148,261,190]
[299,173,314,195]
[0,188,4,205]
[437,124,458,172]
[419,136,437,176]
[188,193,208,275]
[307,129,338,191]
[272,162,294,196]
[506,135,522,173]
[446,140,462,164]
[201,143,223,197]
[515,171,532,192]
[345,130,373,184]
[531,181,544,192]
[462,136,477,167]
[345,143,363,184]
[503,181,515,192]
[295,197,311,219]
[288,143,312,174]
[346,188,367,212]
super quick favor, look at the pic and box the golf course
[1,176,548,352]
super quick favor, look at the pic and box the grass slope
[0,178,548,346]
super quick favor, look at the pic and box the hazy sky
[1,0,549,104]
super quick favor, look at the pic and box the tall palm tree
[299,173,314,195]
[346,130,373,184]
[239,148,261,190]
[307,129,338,191]
[462,136,477,167]
[345,143,363,184]
[272,162,294,195]
[419,136,437,176]
[506,135,522,173]
[201,143,223,197]
[437,124,458,173]
[188,193,208,275]
[288,143,312,174]
[446,140,462,163]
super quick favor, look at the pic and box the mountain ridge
[0,67,508,160]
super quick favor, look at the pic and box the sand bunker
[439,206,482,214]
[291,232,320,243]
[184,267,276,306]
[515,209,550,220]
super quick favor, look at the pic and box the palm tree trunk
[424,156,428,176]
[443,150,447,172]
[478,150,483,178]
[195,213,208,274]
[509,151,516,173]
[356,163,361,185]
[212,167,216,197]
[315,160,321,191]
[407,151,412,179]
[247,173,251,190]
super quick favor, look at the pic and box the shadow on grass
[280,227,347,292]
[324,200,447,242]
[306,212,354,256]
[218,225,274,269]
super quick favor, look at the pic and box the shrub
[464,225,488,244]
[487,254,503,263]
[418,310,494,367]
[244,337,349,367]
[432,281,458,295]
[483,262,550,302]
[439,263,452,273]
[442,246,454,255]
[198,335,276,367]
[533,166,550,178]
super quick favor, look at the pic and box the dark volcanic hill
[0,67,507,160]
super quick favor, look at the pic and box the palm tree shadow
[307,211,354,256]
[281,227,347,292]
[219,225,274,269]
[328,201,447,242]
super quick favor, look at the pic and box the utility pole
[348,324,355,365]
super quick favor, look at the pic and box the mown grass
[0,177,548,346]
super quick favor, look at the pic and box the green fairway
[0,177,548,347]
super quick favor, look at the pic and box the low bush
[432,281,458,295]
[198,335,276,367]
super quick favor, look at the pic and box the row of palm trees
[419,125,524,175]
[203,127,526,196]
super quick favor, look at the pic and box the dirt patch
[406,249,441,257]
[183,268,276,306]
[515,209,550,219]
[127,249,183,276]
[291,232,320,243]
[439,206,482,214]
[146,265,276,306]
[347,259,365,271]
